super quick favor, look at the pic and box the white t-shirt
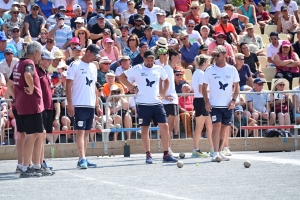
[115,66,135,83]
[192,69,205,98]
[162,64,178,104]
[129,97,136,108]
[0,0,13,10]
[266,40,283,62]
[66,60,97,108]
[188,31,202,43]
[276,1,298,15]
[203,64,240,108]
[124,64,168,105]
[145,7,160,24]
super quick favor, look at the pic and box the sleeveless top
[280,15,297,34]
[239,5,254,24]
[276,52,299,73]
[100,48,117,62]
[273,92,289,113]
[66,5,75,18]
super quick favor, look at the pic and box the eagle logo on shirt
[219,81,228,91]
[146,78,155,87]
[86,77,93,86]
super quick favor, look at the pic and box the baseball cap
[200,25,209,31]
[86,44,100,58]
[0,31,7,41]
[106,73,116,77]
[110,85,119,91]
[144,50,155,58]
[245,23,254,30]
[96,82,102,89]
[73,4,81,11]
[97,13,105,19]
[104,38,114,43]
[282,40,291,47]
[70,37,80,44]
[75,17,85,23]
[213,31,227,39]
[137,5,146,10]
[212,45,226,54]
[40,28,48,33]
[100,56,111,63]
[144,25,153,30]
[120,25,130,30]
[173,69,182,74]
[270,32,279,37]
[157,48,168,55]
[257,1,266,7]
[200,12,209,18]
[156,10,166,16]
[4,48,14,54]
[98,6,105,11]
[41,50,54,60]
[199,44,208,50]
[234,105,243,113]
[73,45,82,51]
[281,6,288,11]
[31,4,39,9]
[134,15,143,21]
[187,20,195,25]
[220,12,229,18]
[103,28,111,34]
[139,42,148,48]
[253,78,266,84]
[12,26,20,30]
[58,6,66,11]
[55,13,64,19]
[57,61,68,69]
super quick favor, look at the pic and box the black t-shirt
[194,23,214,38]
[292,41,300,58]
[132,54,143,66]
[70,17,88,30]
[204,8,218,25]
[37,38,46,46]
[66,57,75,66]
[89,23,115,44]
[131,26,145,39]
[244,53,259,73]
[128,14,150,27]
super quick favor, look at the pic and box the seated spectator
[3,7,24,39]
[267,32,282,67]
[64,37,80,59]
[46,6,71,29]
[0,96,8,145]
[234,53,253,91]
[270,78,292,131]
[42,36,60,57]
[18,37,31,58]
[144,0,160,24]
[114,0,130,25]
[174,0,191,16]
[194,12,215,38]
[186,20,203,44]
[293,30,300,60]
[174,69,188,93]
[180,31,200,71]
[132,42,149,66]
[48,49,64,73]
[185,1,201,25]
[224,4,248,35]
[163,26,179,50]
[200,25,214,46]
[155,48,168,66]
[208,32,234,59]
[49,13,72,49]
[7,26,24,58]
[199,43,209,55]
[155,0,175,17]
[149,37,168,60]
[274,0,299,25]
[103,73,124,97]
[36,28,49,46]
[24,4,46,40]
[100,38,119,63]
[152,10,172,37]
[70,4,87,30]
[123,34,140,60]
[178,84,193,138]
[199,0,221,26]
[274,40,300,84]
[56,60,68,75]
[89,13,116,44]
[66,45,82,65]
[75,27,92,48]
[1,2,22,21]
[36,0,54,19]
[238,0,257,25]
[128,5,150,28]
[97,56,114,85]
[0,32,17,62]
[256,2,271,31]
[129,15,145,39]
[66,0,75,19]
[214,12,238,45]
[140,25,158,49]
[172,13,186,38]
[115,56,132,78]
[88,6,115,29]
[292,78,300,124]
[0,48,19,79]
[108,85,132,140]
[83,0,97,22]
[277,6,300,42]
[116,25,130,55]
[96,28,112,50]
[120,0,136,25]
[240,42,265,78]
[246,78,276,125]
[232,105,258,137]
[103,0,114,19]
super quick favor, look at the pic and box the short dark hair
[168,48,181,61]
[239,42,247,49]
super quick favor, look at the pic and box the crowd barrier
[0,89,300,159]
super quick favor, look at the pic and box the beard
[145,63,153,68]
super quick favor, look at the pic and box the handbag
[220,24,233,44]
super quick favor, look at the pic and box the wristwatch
[231,98,236,102]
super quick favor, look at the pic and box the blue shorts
[210,108,233,126]
[293,109,300,120]
[136,104,167,126]
[74,107,94,130]
[240,85,248,91]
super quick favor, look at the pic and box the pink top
[208,41,234,57]
[276,52,299,73]
[179,96,194,112]
[100,49,117,62]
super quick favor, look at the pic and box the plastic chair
[115,29,121,36]
[279,34,289,41]
[258,56,268,68]
[165,18,176,26]
[264,25,277,36]
[261,34,270,45]
[261,67,276,82]
[253,25,261,34]
[184,69,192,81]
[292,78,299,89]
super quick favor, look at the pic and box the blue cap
[96,13,105,19]
[139,42,148,48]
[73,45,82,51]
[234,105,243,113]
[55,13,65,19]
[4,48,13,54]
[41,50,55,60]
[253,78,266,84]
[0,31,7,41]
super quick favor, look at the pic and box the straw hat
[272,78,289,91]
[75,27,90,38]
[53,50,64,59]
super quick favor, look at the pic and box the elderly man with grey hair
[7,41,50,178]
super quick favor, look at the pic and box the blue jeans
[105,15,113,19]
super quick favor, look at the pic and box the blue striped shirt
[49,24,72,48]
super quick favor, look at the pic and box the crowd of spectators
[1,0,300,145]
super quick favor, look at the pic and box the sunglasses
[61,68,67,71]
[191,7,198,10]
[46,40,53,44]
[129,39,136,41]
[278,84,285,87]
[212,54,221,58]
[230,9,234,11]
[102,63,111,65]
[135,20,142,22]
[78,32,85,35]
[176,18,182,21]
[188,25,195,28]
[5,53,13,55]
[32,8,39,11]
[236,57,244,60]
[257,83,264,86]
[13,12,19,14]
[180,37,187,41]
[175,74,183,76]
[40,32,48,35]
[12,30,19,33]
[235,112,242,115]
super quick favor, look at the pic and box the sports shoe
[209,148,214,157]
[192,150,208,158]
[15,165,22,173]
[219,152,230,161]
[78,158,88,169]
[87,159,97,168]
[43,160,53,170]
[163,153,178,163]
[19,167,42,178]
[146,154,153,164]
[40,165,55,176]
[168,149,178,158]
[223,147,232,156]
[211,154,222,162]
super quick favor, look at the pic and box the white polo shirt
[124,63,168,105]
[192,68,204,98]
[145,7,161,24]
[66,60,97,108]
[203,64,240,108]
[266,40,283,63]
[162,64,178,104]
[276,1,298,15]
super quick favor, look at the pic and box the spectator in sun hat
[66,45,82,65]
[151,10,173,37]
[2,6,24,39]
[140,25,159,49]
[185,1,201,25]
[1,1,22,21]
[42,35,60,57]
[46,5,71,29]
[97,56,114,85]
[7,26,24,58]
[150,37,168,59]
[128,5,150,28]
[75,27,92,48]
[200,25,214,46]
[208,31,234,58]
[18,37,32,58]
[155,48,168,66]
[0,31,17,62]
[48,49,64,73]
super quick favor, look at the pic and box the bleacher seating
[264,25,277,37]
[258,56,268,68]
[262,68,276,83]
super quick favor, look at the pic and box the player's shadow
[0,172,19,181]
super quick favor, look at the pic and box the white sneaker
[219,152,230,161]
[211,154,222,162]
[223,147,232,156]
